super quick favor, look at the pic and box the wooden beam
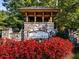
[20,9,59,13]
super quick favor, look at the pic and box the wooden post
[42,16,44,22]
[50,17,52,22]
[42,12,44,22]
[26,16,28,22]
[34,12,36,22]
[50,12,53,22]
[25,13,28,22]
[35,16,36,22]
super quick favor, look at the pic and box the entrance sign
[28,31,49,39]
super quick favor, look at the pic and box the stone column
[24,13,28,39]
[8,28,12,39]
[24,23,28,39]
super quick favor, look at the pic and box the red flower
[0,37,73,59]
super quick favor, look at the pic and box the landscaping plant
[0,37,73,59]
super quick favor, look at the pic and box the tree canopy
[0,11,8,29]
[56,0,79,29]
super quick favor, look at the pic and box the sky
[0,0,42,11]
[0,0,6,11]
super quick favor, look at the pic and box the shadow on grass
[73,44,79,59]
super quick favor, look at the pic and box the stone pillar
[8,28,12,39]
[24,23,28,39]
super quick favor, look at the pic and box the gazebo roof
[19,6,58,9]
[19,6,60,12]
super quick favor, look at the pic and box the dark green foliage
[56,0,79,29]
[73,43,79,59]
[56,31,69,39]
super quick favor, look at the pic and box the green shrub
[56,31,69,39]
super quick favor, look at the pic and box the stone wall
[24,22,54,39]
[2,28,22,40]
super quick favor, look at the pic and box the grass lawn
[72,46,79,59]
[73,53,79,59]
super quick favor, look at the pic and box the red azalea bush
[0,37,73,59]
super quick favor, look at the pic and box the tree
[55,0,79,30]
[3,0,24,29]
[0,11,8,29]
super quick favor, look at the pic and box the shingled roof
[19,6,58,10]
[19,6,60,13]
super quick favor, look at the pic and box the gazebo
[19,6,59,39]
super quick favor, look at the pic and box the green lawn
[73,53,79,59]
[73,47,79,59]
